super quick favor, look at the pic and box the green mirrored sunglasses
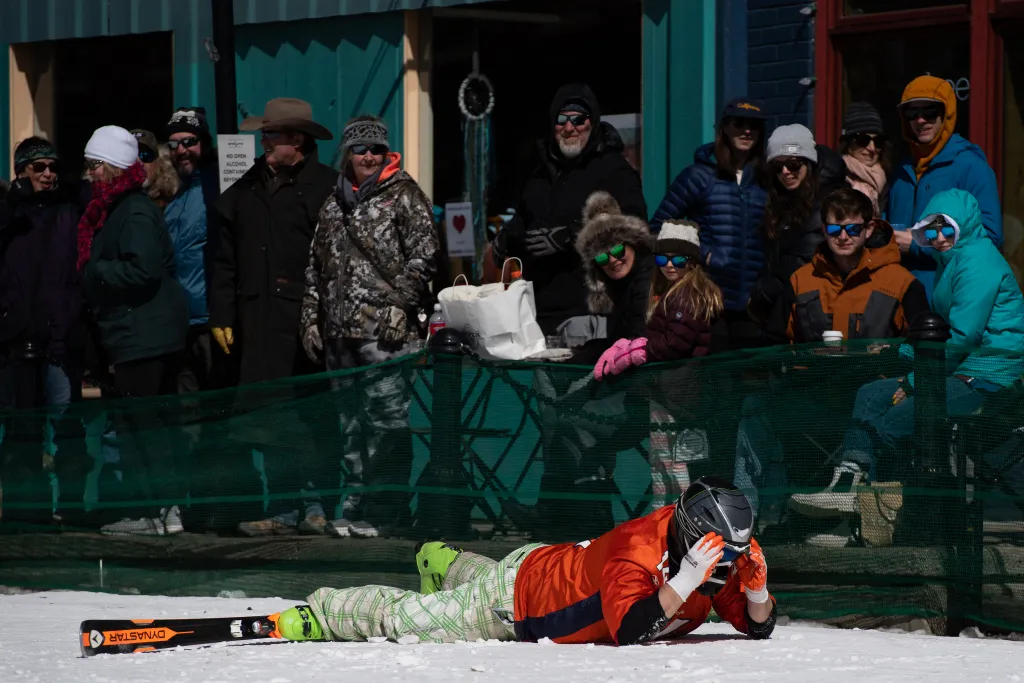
[594,243,626,265]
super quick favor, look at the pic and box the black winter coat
[571,254,653,366]
[0,177,86,361]
[82,191,189,366]
[501,122,647,335]
[211,151,338,384]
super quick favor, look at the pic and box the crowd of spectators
[1,74,1022,547]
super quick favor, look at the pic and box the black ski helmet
[671,476,754,596]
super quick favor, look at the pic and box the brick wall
[747,0,816,131]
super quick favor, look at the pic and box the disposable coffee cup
[822,331,844,347]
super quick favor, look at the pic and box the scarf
[900,76,957,179]
[842,154,887,213]
[76,162,147,271]
[338,165,385,213]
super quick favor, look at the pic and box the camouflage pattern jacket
[302,156,439,341]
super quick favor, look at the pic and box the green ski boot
[415,541,463,594]
[273,605,326,641]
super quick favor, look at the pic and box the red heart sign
[453,214,467,233]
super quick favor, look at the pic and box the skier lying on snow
[275,476,775,645]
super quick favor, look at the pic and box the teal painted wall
[234,13,405,166]
[642,0,718,211]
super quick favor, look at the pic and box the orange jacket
[513,505,755,644]
[788,239,928,343]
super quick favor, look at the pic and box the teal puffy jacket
[911,189,1024,387]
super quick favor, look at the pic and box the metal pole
[907,312,956,631]
[211,0,238,135]
[420,328,472,539]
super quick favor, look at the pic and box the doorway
[51,32,173,172]
[431,0,643,215]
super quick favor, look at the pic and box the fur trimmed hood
[575,191,653,314]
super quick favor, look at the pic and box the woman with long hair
[748,124,842,344]
[644,222,724,508]
[839,102,889,214]
[649,98,769,351]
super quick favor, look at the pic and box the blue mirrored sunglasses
[825,223,866,238]
[924,226,956,241]
[655,254,690,268]
[720,544,750,563]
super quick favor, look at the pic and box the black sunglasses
[770,158,806,174]
[84,159,104,171]
[138,149,157,163]
[902,104,943,122]
[724,116,761,130]
[848,132,886,149]
[350,144,388,156]
[167,137,200,150]
[29,161,59,174]
[556,113,590,127]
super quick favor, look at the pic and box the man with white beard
[496,84,647,339]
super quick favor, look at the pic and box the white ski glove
[666,532,725,601]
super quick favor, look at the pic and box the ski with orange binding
[79,613,285,656]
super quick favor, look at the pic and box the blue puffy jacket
[887,133,1002,300]
[650,143,767,311]
[164,166,219,327]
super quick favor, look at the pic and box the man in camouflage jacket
[301,115,439,538]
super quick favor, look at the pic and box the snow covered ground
[1,591,1022,683]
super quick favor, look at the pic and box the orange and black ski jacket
[787,239,929,343]
[512,505,764,645]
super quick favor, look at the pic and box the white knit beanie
[84,125,139,170]
[657,220,701,260]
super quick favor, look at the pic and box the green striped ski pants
[306,543,544,643]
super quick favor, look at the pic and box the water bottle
[428,304,446,337]
[505,268,523,291]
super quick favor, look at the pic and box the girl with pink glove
[642,220,724,505]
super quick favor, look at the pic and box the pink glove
[594,338,631,381]
[610,337,648,375]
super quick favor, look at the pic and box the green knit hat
[14,137,58,174]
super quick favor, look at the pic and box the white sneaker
[325,518,353,538]
[805,519,858,548]
[788,462,865,518]
[348,520,379,538]
[162,505,184,535]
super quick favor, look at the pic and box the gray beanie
[766,124,818,164]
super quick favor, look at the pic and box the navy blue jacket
[650,143,768,311]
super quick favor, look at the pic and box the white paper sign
[217,134,257,193]
[444,201,476,258]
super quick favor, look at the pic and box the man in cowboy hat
[210,97,339,535]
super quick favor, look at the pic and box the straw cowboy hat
[240,97,333,140]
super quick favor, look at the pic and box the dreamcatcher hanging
[459,71,495,280]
